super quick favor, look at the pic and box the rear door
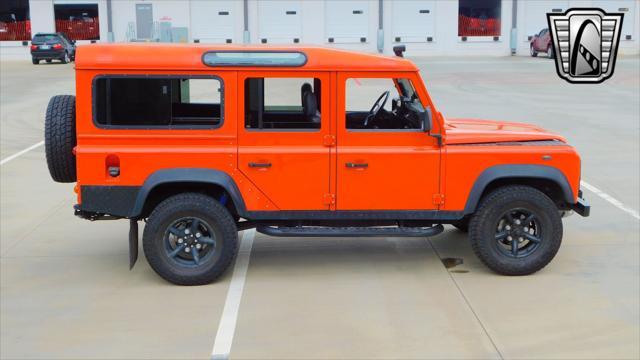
[238,72,332,210]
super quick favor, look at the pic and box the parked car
[30,32,76,64]
[43,44,589,285]
[530,28,554,58]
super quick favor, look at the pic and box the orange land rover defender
[44,44,590,285]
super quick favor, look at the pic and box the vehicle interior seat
[301,83,320,124]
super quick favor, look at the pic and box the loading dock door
[522,0,568,43]
[258,0,301,43]
[190,1,235,43]
[325,0,369,43]
[392,0,435,43]
[600,0,636,40]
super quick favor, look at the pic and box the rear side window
[94,77,223,128]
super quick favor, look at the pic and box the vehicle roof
[75,43,419,72]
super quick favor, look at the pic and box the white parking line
[581,180,640,220]
[211,229,256,360]
[0,141,44,166]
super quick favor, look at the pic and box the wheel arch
[132,169,247,219]
[463,165,574,215]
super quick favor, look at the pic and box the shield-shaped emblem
[547,8,624,83]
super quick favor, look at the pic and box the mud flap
[129,219,138,270]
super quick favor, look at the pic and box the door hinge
[432,194,445,205]
[323,193,336,205]
[323,134,336,147]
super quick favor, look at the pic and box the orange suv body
[45,44,589,285]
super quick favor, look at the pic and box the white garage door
[190,1,236,43]
[522,0,569,42]
[392,0,435,43]
[258,0,301,43]
[598,0,636,40]
[325,0,369,43]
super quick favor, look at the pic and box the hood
[444,118,566,145]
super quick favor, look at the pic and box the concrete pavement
[1,56,638,359]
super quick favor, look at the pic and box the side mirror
[420,106,432,132]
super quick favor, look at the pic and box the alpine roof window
[203,51,307,67]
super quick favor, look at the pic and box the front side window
[94,77,222,128]
[345,77,425,130]
[245,77,321,130]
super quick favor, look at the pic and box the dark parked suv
[30,33,76,64]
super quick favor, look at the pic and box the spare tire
[45,95,77,183]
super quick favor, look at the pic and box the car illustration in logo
[547,8,624,83]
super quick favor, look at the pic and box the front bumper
[571,191,590,217]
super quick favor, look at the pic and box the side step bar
[256,224,444,238]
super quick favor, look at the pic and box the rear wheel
[46,59,52,63]
[32,58,39,64]
[143,193,238,285]
[61,52,70,64]
[469,186,562,275]
[547,45,555,59]
[530,45,538,57]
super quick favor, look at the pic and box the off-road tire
[469,186,562,275]
[45,95,77,183]
[143,193,238,285]
[32,58,39,64]
[530,45,538,57]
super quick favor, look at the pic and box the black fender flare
[130,168,247,218]
[462,164,574,215]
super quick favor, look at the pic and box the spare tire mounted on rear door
[45,95,77,183]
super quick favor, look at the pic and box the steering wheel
[364,91,390,127]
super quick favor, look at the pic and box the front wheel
[547,45,555,59]
[143,193,238,285]
[469,186,562,275]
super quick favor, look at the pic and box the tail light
[52,43,63,50]
[30,44,38,51]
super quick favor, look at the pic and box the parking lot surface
[1,55,639,359]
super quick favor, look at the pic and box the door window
[345,77,425,130]
[244,77,321,130]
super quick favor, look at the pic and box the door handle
[346,162,368,168]
[248,162,272,168]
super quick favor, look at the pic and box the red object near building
[55,17,99,40]
[0,19,31,41]
[458,15,501,37]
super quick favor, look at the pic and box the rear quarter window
[93,76,223,129]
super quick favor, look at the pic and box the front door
[336,72,440,210]
[238,72,332,210]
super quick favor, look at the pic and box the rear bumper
[571,192,590,217]
[31,50,65,59]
